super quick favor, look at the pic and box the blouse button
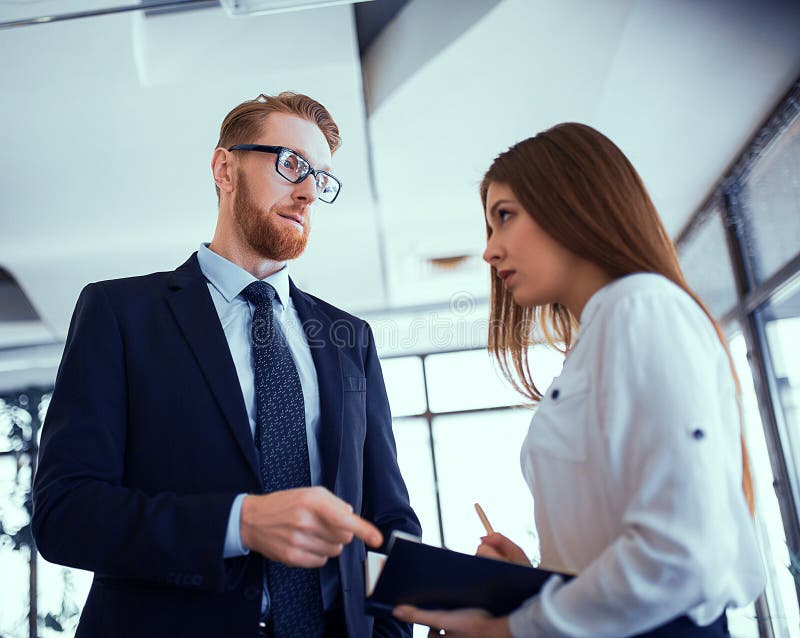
[551,389,560,400]
[692,428,705,440]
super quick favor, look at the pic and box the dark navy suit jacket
[32,253,421,638]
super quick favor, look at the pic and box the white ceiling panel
[2,0,800,350]
[1,3,382,338]
[366,0,800,309]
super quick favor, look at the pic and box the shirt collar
[197,243,291,307]
[578,275,633,336]
[578,284,607,329]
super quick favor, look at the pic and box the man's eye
[282,154,303,172]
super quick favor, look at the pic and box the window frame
[675,78,800,631]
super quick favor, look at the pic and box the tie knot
[241,280,276,307]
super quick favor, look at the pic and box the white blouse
[508,273,765,638]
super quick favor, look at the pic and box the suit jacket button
[243,585,260,601]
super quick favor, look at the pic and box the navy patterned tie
[241,281,325,638]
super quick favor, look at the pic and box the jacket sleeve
[32,283,237,592]
[360,323,422,637]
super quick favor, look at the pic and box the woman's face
[482,181,579,309]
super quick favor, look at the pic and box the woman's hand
[476,533,532,567]
[393,606,512,638]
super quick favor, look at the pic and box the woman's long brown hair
[481,123,754,514]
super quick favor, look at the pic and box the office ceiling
[1,0,800,350]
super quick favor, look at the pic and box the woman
[394,123,765,637]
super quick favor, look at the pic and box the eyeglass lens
[276,149,340,203]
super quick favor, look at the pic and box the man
[32,92,420,638]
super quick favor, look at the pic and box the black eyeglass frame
[227,144,342,204]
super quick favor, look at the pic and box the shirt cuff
[508,575,569,638]
[223,493,250,559]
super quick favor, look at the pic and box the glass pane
[729,331,800,637]
[0,453,30,540]
[742,113,800,283]
[0,541,30,638]
[761,282,800,504]
[0,400,33,454]
[425,347,563,413]
[432,409,539,562]
[678,206,739,317]
[0,449,32,638]
[391,418,441,546]
[0,391,58,637]
[381,356,427,417]
[37,556,93,637]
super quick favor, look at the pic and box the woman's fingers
[477,533,531,566]
[475,543,504,560]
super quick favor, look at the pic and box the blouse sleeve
[509,284,756,637]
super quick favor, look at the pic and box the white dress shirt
[509,273,765,637]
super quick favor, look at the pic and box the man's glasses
[228,144,342,204]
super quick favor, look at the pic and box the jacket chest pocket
[527,370,591,462]
[342,375,367,443]
[344,375,366,392]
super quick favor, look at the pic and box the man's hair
[215,91,341,198]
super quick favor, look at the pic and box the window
[740,113,800,284]
[0,391,91,638]
[729,331,800,637]
[424,349,524,413]
[0,452,31,637]
[758,280,800,526]
[387,346,563,558]
[432,409,538,560]
[381,356,427,417]
[391,417,441,546]
[678,205,740,317]
[674,82,800,638]
[424,347,564,413]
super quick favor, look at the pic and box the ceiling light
[427,255,475,271]
[219,0,373,18]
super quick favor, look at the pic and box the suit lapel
[166,254,261,484]
[290,281,343,493]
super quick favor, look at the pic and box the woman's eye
[498,209,512,222]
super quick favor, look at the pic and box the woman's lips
[498,269,516,286]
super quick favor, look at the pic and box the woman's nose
[483,237,501,264]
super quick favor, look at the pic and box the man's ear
[211,148,235,195]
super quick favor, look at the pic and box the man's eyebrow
[293,146,332,172]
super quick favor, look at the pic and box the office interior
[1,0,800,636]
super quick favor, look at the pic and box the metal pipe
[0,0,218,30]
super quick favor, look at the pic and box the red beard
[233,170,311,261]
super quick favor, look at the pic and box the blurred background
[1,0,800,636]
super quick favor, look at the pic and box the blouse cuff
[508,575,570,638]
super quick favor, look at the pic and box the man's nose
[293,174,319,203]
